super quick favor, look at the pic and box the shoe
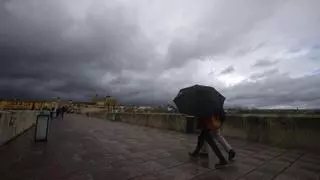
[215,160,228,169]
[188,152,199,159]
[228,149,236,161]
[199,152,209,158]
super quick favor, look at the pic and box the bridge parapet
[0,111,37,146]
[87,112,320,151]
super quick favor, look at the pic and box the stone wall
[88,112,193,133]
[0,111,37,146]
[80,108,104,115]
[88,112,320,150]
[223,114,320,150]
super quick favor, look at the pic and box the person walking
[189,115,228,169]
[50,107,55,120]
[212,109,236,161]
[56,107,61,120]
[61,106,67,120]
[173,85,230,168]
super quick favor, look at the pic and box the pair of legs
[212,129,235,161]
[190,129,228,167]
[56,112,61,120]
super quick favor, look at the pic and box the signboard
[34,114,50,142]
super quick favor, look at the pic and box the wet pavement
[0,114,319,180]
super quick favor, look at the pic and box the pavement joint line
[270,151,306,180]
[2,115,319,180]
[189,138,285,179]
[190,143,286,180]
[125,147,226,179]
[86,138,194,175]
[127,161,191,180]
[233,149,290,180]
[189,143,272,180]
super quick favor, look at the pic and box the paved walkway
[0,115,319,180]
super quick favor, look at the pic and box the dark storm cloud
[1,0,320,108]
[0,0,157,103]
[165,0,280,68]
[220,66,235,75]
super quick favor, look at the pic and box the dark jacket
[219,109,226,124]
[198,109,226,130]
[198,116,214,130]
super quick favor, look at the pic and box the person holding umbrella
[174,85,229,168]
[189,113,229,168]
[209,107,236,161]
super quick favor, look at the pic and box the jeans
[193,129,226,162]
[212,128,232,152]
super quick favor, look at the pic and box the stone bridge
[89,112,320,150]
[0,112,319,179]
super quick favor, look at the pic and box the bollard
[34,114,50,142]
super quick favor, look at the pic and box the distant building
[0,99,57,110]
[90,94,119,112]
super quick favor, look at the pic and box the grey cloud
[166,0,281,68]
[252,59,279,68]
[249,68,280,80]
[231,43,266,57]
[312,44,320,50]
[0,0,158,104]
[1,0,320,108]
[224,74,320,108]
[220,66,235,75]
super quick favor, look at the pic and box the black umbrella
[173,84,225,117]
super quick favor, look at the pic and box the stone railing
[0,111,37,146]
[224,114,320,150]
[88,112,193,133]
[87,112,320,150]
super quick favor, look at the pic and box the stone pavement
[0,115,319,180]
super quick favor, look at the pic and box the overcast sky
[1,0,320,108]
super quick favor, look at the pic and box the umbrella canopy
[173,84,225,117]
